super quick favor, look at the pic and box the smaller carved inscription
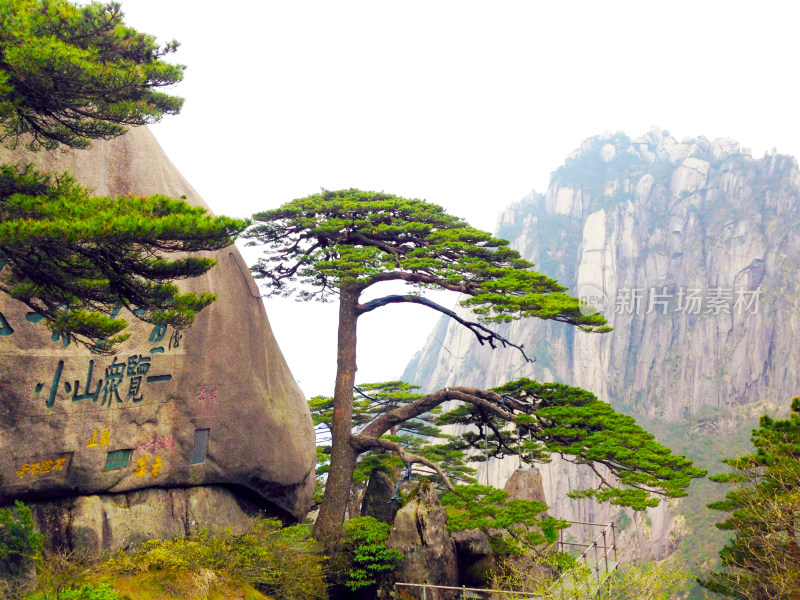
[136,435,173,455]
[87,427,111,448]
[15,453,71,480]
[104,449,132,471]
[189,429,210,465]
[135,454,163,478]
[196,386,218,417]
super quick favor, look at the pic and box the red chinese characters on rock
[135,435,173,455]
[196,385,218,417]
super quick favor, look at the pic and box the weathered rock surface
[387,481,457,599]
[0,127,316,526]
[361,470,398,524]
[451,529,494,588]
[27,485,259,555]
[504,468,547,504]
[404,127,799,559]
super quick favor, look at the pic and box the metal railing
[553,521,618,598]
[396,581,538,599]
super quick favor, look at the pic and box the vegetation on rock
[18,517,325,600]
[0,500,43,597]
[339,516,402,592]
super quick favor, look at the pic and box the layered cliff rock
[0,128,317,550]
[404,128,800,558]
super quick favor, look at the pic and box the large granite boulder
[0,128,316,530]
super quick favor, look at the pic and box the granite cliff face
[0,128,316,551]
[404,128,800,558]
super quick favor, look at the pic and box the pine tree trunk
[312,285,360,543]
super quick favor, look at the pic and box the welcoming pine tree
[243,189,703,543]
[0,0,247,351]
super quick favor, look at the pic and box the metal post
[462,584,466,599]
[602,527,609,574]
[582,550,589,591]
[611,521,618,563]
[593,541,601,583]
[422,583,427,600]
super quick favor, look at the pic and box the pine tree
[700,399,800,599]
[0,0,184,150]
[0,0,248,351]
[245,188,693,543]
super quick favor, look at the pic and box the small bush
[0,501,43,592]
[493,550,691,600]
[30,582,121,600]
[101,518,327,600]
[341,516,403,592]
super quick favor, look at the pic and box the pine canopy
[0,0,184,150]
[246,188,609,332]
[700,399,800,598]
[0,0,248,351]
[0,165,245,352]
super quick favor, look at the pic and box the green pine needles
[440,484,565,555]
[0,0,184,150]
[0,164,246,352]
[247,188,608,334]
[341,517,403,592]
[312,377,705,552]
[0,0,248,352]
[700,398,800,599]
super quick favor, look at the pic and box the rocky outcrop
[0,128,316,535]
[404,128,799,559]
[361,470,398,524]
[451,529,494,588]
[387,481,458,599]
[26,485,261,555]
[504,468,547,504]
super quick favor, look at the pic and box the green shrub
[102,518,327,600]
[341,516,402,591]
[31,582,121,600]
[0,501,43,580]
[440,484,566,556]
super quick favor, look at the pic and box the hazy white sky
[119,0,800,398]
